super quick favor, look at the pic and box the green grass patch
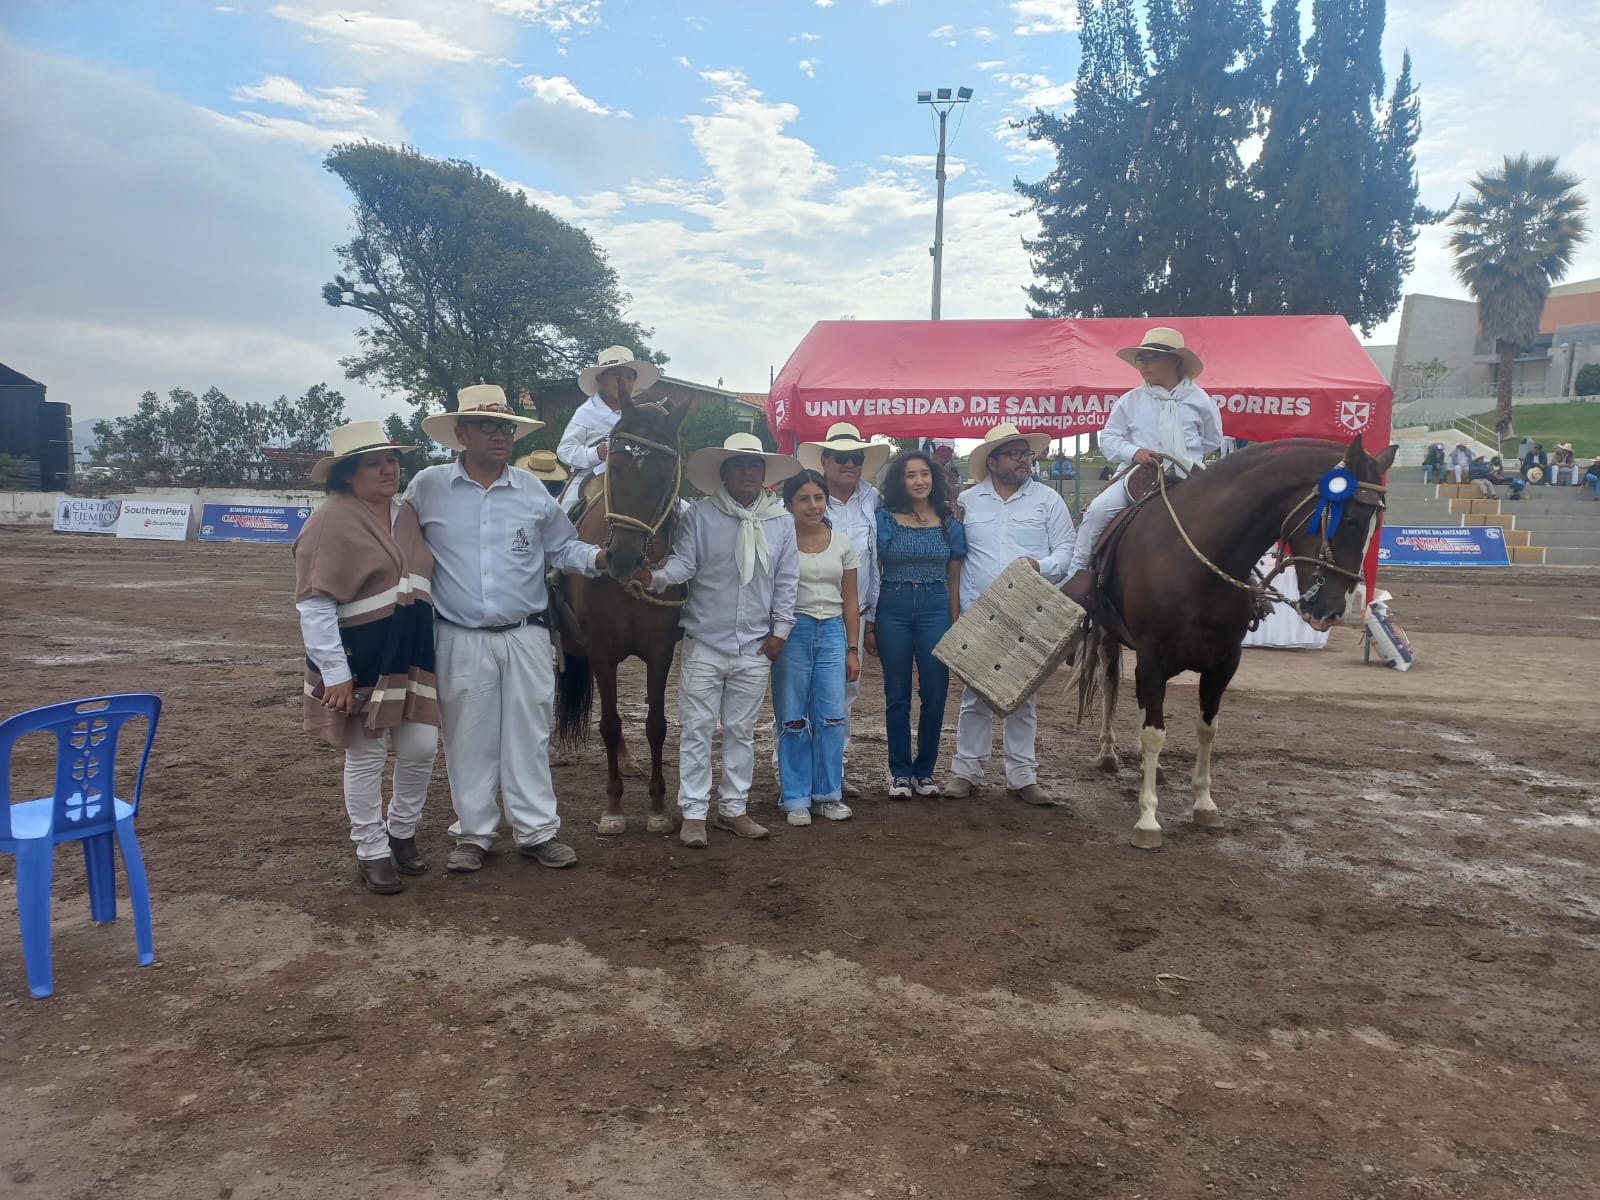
[1466,399,1600,455]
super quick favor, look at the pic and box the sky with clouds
[2,0,1597,424]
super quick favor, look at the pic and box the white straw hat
[686,432,802,494]
[310,420,416,485]
[420,383,545,452]
[1116,325,1204,379]
[968,422,1052,483]
[579,346,661,396]
[796,421,892,476]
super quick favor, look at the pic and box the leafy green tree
[321,142,660,415]
[1448,153,1589,437]
[1575,362,1600,397]
[1400,357,1450,401]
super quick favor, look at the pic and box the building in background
[0,362,73,491]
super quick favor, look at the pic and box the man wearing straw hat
[796,421,889,799]
[556,345,661,512]
[944,423,1076,806]
[1550,443,1580,486]
[405,384,611,874]
[1062,326,1223,607]
[640,432,802,848]
[516,449,569,497]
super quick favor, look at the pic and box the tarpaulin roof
[766,315,1391,450]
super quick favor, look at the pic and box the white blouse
[794,527,861,622]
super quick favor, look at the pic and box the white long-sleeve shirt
[828,480,880,624]
[295,496,404,685]
[648,499,799,657]
[958,477,1077,610]
[403,459,602,627]
[558,395,620,478]
[1099,379,1225,474]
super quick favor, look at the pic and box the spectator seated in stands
[1584,457,1600,500]
[1421,442,1446,483]
[1522,443,1549,485]
[1450,442,1472,483]
[1469,456,1491,480]
[1047,457,1076,480]
[1549,443,1580,486]
[1097,463,1114,481]
[1481,456,1527,501]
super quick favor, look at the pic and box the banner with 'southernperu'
[115,500,193,541]
[1377,525,1510,567]
[53,497,121,535]
[199,503,311,543]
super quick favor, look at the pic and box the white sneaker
[817,801,853,822]
[785,808,812,826]
[888,776,913,799]
[912,776,940,797]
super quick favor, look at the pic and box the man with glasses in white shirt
[944,423,1076,806]
[407,385,610,874]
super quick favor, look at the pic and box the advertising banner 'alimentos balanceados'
[199,504,311,543]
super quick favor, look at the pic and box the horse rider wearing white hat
[404,383,611,874]
[639,432,802,849]
[796,422,890,798]
[1062,326,1224,606]
[944,423,1077,807]
[557,345,662,512]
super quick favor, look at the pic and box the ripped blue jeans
[772,613,847,811]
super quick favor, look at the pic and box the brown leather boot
[1060,568,1100,618]
[711,813,770,840]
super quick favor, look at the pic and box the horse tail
[1067,624,1103,725]
[553,652,593,746]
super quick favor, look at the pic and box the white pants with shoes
[1551,465,1579,485]
[435,621,561,850]
[677,637,771,822]
[342,720,438,860]
[1067,475,1132,575]
[951,688,1039,790]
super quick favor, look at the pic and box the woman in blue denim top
[872,447,966,799]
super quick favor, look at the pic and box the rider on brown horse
[556,345,661,513]
[1061,326,1224,612]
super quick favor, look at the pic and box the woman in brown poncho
[293,422,440,895]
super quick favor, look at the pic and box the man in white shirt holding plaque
[944,423,1076,806]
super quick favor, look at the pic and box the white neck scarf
[1145,376,1202,474]
[710,486,788,585]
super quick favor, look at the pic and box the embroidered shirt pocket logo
[510,526,531,554]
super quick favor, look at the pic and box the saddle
[1080,463,1186,645]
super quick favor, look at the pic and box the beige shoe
[711,813,769,840]
[679,818,708,848]
[1006,783,1061,807]
[943,775,978,800]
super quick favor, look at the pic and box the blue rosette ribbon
[1306,467,1358,538]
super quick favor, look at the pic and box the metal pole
[931,107,948,320]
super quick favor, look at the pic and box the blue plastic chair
[1,694,161,998]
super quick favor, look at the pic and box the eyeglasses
[464,419,519,437]
[824,451,865,467]
[1133,349,1177,365]
[994,446,1036,462]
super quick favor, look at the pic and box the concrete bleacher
[1384,472,1600,567]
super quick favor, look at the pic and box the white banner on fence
[115,500,192,541]
[53,497,121,535]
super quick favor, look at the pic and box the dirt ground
[1,526,1597,1199]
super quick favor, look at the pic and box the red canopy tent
[767,315,1389,450]
[766,315,1393,590]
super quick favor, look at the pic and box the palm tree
[1447,154,1589,441]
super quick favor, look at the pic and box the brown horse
[1075,434,1396,848]
[553,397,690,835]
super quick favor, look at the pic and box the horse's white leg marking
[1191,715,1222,829]
[1132,725,1165,849]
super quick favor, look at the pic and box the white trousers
[342,720,438,860]
[1453,464,1467,482]
[677,637,771,821]
[1550,465,1579,485]
[1067,475,1132,575]
[435,622,561,849]
[951,688,1039,789]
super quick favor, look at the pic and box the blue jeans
[772,614,848,810]
[875,581,952,780]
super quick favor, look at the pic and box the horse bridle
[600,405,687,607]
[1148,453,1386,610]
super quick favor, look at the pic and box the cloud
[798,58,817,79]
[791,32,821,42]
[815,0,834,7]
[479,0,602,33]
[232,74,386,128]
[973,26,997,43]
[518,73,626,117]
[930,24,956,39]
[1011,0,1080,36]
[269,6,483,63]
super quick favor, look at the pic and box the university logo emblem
[1338,399,1371,433]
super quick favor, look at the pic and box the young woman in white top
[773,470,862,825]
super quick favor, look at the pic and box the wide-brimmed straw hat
[796,421,892,476]
[516,449,568,482]
[686,432,802,494]
[420,383,545,452]
[311,420,417,485]
[1557,442,1574,452]
[1116,325,1204,379]
[579,345,661,396]
[1526,466,1546,484]
[968,422,1052,483]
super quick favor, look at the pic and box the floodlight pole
[918,87,971,321]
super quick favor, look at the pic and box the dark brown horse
[553,397,689,835]
[1075,434,1396,848]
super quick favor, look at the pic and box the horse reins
[1146,453,1386,609]
[600,408,689,608]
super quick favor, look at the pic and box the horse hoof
[645,812,675,835]
[1095,754,1119,773]
[1130,827,1163,850]
[595,814,628,836]
[1192,809,1224,830]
